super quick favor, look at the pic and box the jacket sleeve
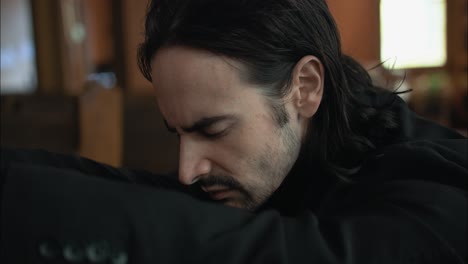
[1,158,466,264]
[0,147,191,191]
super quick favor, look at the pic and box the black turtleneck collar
[257,157,337,215]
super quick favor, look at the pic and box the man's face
[151,46,303,210]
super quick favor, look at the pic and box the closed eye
[163,115,238,140]
[200,128,230,139]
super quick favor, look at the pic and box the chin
[223,198,262,211]
[220,199,250,211]
[223,199,245,209]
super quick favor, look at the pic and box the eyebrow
[164,115,238,134]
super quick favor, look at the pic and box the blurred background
[1,0,467,173]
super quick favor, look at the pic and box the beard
[196,121,302,211]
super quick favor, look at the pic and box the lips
[201,185,228,192]
[209,190,235,200]
[201,185,232,200]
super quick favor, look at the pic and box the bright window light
[0,0,37,94]
[380,0,447,69]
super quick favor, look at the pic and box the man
[1,0,467,263]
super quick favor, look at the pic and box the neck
[257,152,337,214]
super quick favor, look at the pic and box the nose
[178,137,211,185]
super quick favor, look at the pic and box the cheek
[205,128,259,175]
[208,141,248,174]
[216,124,271,169]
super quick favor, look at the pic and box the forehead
[150,46,260,124]
[151,46,245,93]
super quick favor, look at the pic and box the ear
[289,55,324,118]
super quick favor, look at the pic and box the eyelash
[201,129,228,139]
[173,128,230,141]
[173,131,224,140]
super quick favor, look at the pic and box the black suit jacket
[1,97,467,264]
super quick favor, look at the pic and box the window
[0,0,37,94]
[380,0,447,69]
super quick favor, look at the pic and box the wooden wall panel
[121,0,153,94]
[31,0,89,95]
[79,85,123,167]
[30,0,64,94]
[328,0,381,66]
[0,95,78,153]
[84,0,114,68]
[123,95,178,173]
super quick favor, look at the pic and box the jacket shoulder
[358,139,468,190]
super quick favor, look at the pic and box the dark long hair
[137,0,399,179]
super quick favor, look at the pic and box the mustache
[198,174,243,190]
[195,174,254,205]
